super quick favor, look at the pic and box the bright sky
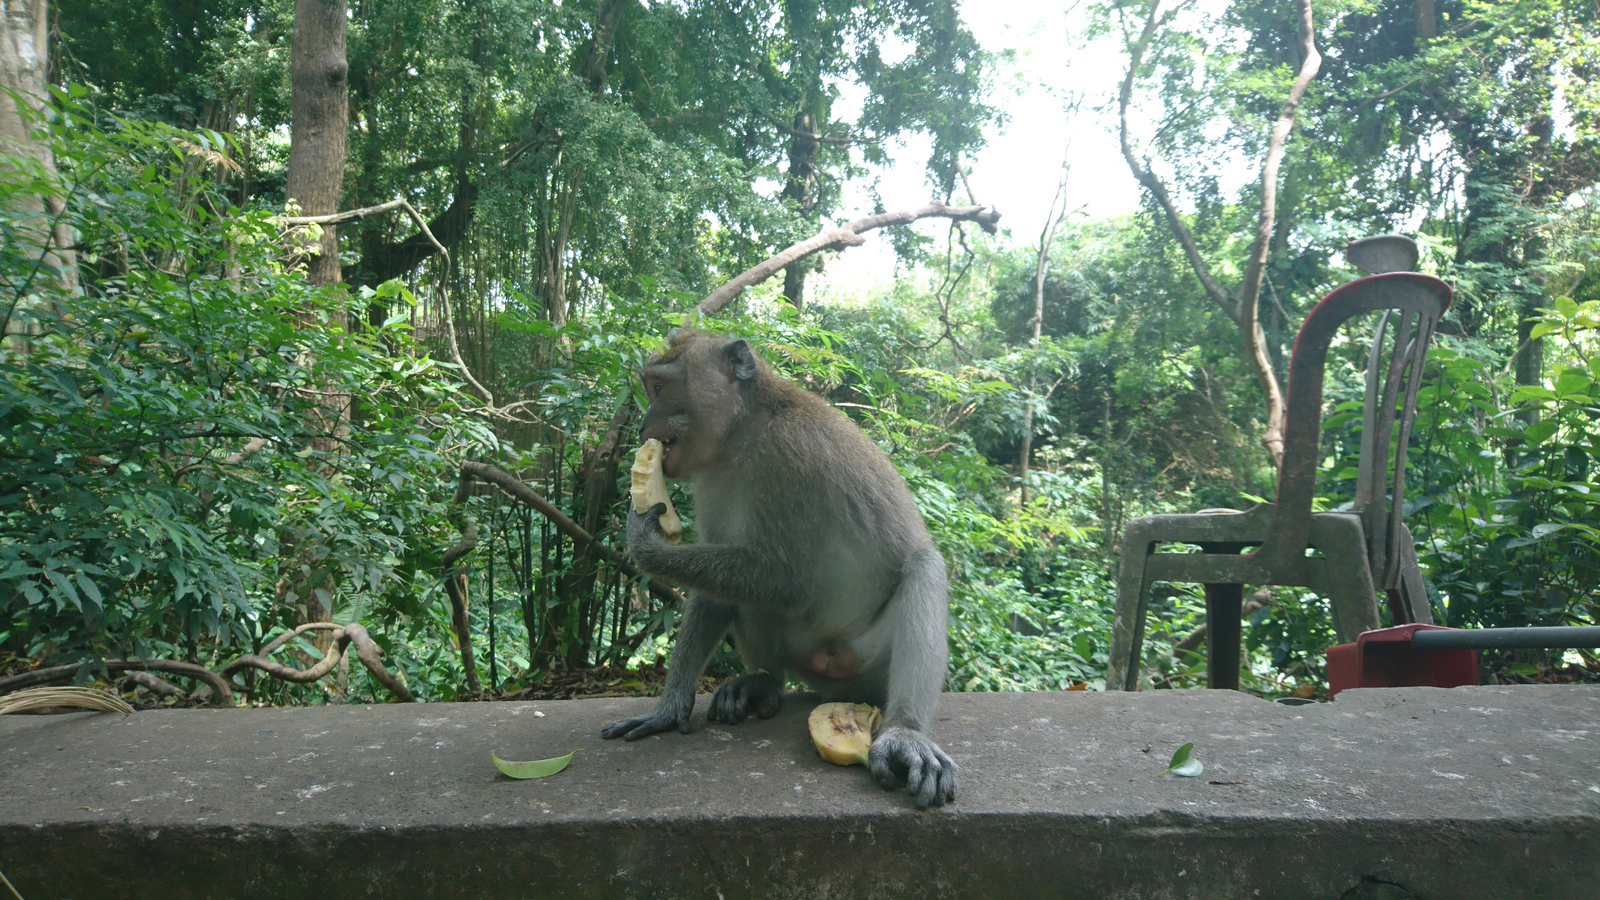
[816,0,1144,292]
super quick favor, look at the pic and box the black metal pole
[1411,626,1600,651]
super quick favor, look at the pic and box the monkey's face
[638,334,758,478]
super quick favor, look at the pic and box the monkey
[601,329,958,808]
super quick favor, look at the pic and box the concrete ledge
[2,686,1597,899]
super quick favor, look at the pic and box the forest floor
[453,659,735,702]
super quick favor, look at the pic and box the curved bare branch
[222,622,414,702]
[695,201,1001,317]
[0,659,234,707]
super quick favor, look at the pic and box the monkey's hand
[869,726,958,809]
[627,502,671,558]
[600,690,695,741]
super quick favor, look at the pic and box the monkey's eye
[653,383,662,396]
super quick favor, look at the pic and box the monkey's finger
[938,758,959,804]
[628,502,668,524]
[601,716,648,739]
[870,751,901,790]
[904,754,925,801]
[907,754,938,808]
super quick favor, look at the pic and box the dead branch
[694,201,1001,317]
[0,659,234,707]
[221,622,414,702]
[456,460,685,610]
[120,671,183,697]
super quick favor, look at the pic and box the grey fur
[600,331,957,808]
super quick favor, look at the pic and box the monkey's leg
[868,547,959,809]
[600,593,735,741]
[708,622,786,725]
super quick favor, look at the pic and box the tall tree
[0,0,75,296]
[286,0,348,286]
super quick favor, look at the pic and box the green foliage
[13,0,1600,707]
[0,95,494,677]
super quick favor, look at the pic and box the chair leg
[1308,514,1382,642]
[1107,526,1157,692]
[1204,582,1244,690]
[1396,523,1433,625]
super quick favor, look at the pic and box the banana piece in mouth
[630,438,684,544]
[808,702,882,767]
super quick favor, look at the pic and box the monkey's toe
[601,710,690,740]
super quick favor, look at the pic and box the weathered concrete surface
[1,686,1596,899]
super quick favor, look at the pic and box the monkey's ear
[723,339,757,383]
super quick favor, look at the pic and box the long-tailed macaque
[601,330,957,808]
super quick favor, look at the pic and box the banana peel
[808,702,882,767]
[630,439,683,543]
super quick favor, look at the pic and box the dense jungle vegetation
[1,0,1596,706]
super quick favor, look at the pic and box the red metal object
[1326,624,1479,697]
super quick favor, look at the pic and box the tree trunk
[781,109,820,309]
[286,0,348,288]
[0,0,76,303]
[1020,146,1072,507]
[284,0,349,642]
[1118,0,1319,470]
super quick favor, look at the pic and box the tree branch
[1237,0,1320,468]
[278,195,497,408]
[0,659,234,707]
[456,460,685,610]
[221,622,414,702]
[1117,0,1237,320]
[695,201,1001,317]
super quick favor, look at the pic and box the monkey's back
[724,371,932,602]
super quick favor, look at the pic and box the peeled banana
[630,439,684,543]
[808,702,882,767]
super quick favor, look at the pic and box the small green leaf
[1170,758,1204,777]
[493,749,579,780]
[1159,741,1197,776]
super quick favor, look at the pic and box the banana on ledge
[630,438,684,543]
[808,702,882,767]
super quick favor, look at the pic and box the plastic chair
[1105,236,1452,691]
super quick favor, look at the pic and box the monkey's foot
[869,725,958,809]
[600,694,694,741]
[707,671,783,725]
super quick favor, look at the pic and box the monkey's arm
[869,547,958,808]
[627,505,797,609]
[601,593,735,740]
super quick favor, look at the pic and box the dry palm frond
[0,685,135,716]
[173,138,241,172]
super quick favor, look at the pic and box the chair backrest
[1253,244,1452,574]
